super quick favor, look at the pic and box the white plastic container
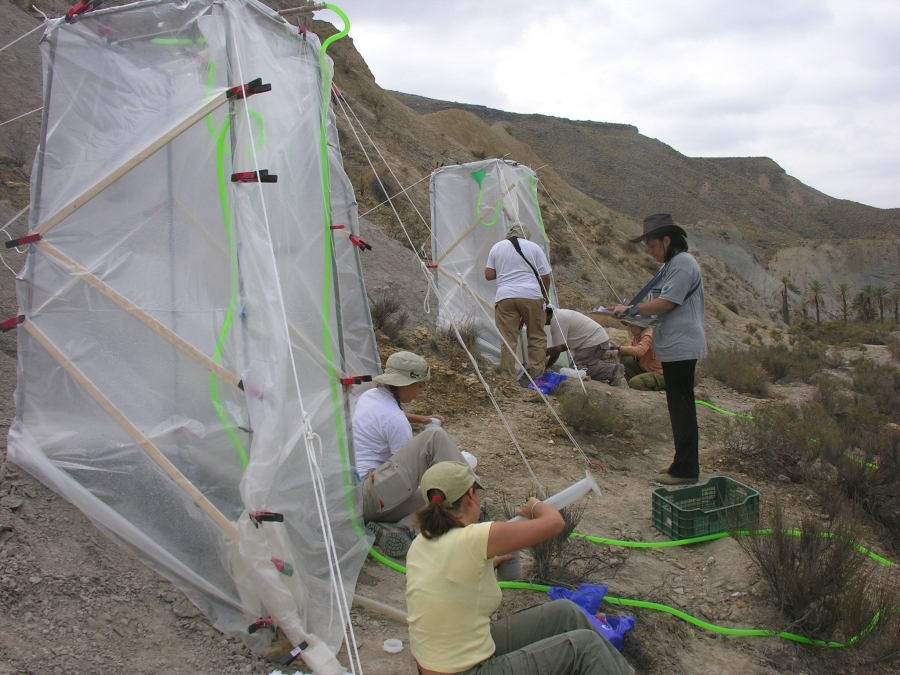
[559,367,587,379]
[383,638,404,654]
[461,450,478,469]
[426,418,443,428]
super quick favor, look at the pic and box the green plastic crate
[652,476,759,540]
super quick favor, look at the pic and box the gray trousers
[460,600,634,675]
[573,342,617,382]
[361,427,466,523]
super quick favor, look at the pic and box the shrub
[360,168,397,203]
[701,347,770,397]
[557,391,629,435]
[443,316,482,354]
[889,340,900,361]
[851,359,900,422]
[369,293,408,342]
[732,498,897,645]
[721,402,841,482]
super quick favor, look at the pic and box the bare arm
[486,498,565,558]
[545,344,565,369]
[485,267,497,281]
[613,297,676,317]
[619,333,651,358]
[540,274,551,300]
[405,412,445,426]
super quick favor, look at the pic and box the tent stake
[352,593,408,623]
[22,319,240,541]
[36,241,243,392]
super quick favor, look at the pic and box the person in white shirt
[484,223,552,381]
[545,307,625,385]
[353,351,470,556]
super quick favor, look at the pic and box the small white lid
[383,638,404,654]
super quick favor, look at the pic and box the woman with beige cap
[406,461,634,675]
[353,351,470,557]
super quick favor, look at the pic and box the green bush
[701,347,770,397]
[369,293,408,342]
[557,391,629,435]
[851,359,900,422]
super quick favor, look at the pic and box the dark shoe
[366,522,414,558]
[655,474,699,486]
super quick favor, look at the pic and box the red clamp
[331,84,343,103]
[349,236,371,251]
[5,234,41,249]
[341,375,373,386]
[1,315,24,333]
[249,510,283,528]
[588,460,606,472]
[271,558,294,577]
[66,0,103,22]
[330,225,346,230]
[231,170,277,184]
[248,617,274,634]
[426,264,438,269]
[227,78,272,101]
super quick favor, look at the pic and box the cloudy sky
[319,1,899,210]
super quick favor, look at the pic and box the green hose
[369,527,897,647]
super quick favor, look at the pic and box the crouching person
[546,307,624,386]
[616,318,665,391]
[354,351,470,557]
[407,461,634,675]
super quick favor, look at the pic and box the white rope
[0,106,43,128]
[231,33,362,675]
[337,91,599,484]
[1,205,30,234]
[0,23,43,53]
[358,171,431,219]
[0,205,31,275]
[538,180,620,303]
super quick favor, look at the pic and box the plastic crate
[652,476,759,540]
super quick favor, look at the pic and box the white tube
[508,471,601,523]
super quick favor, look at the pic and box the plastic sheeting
[8,0,377,660]
[430,159,558,364]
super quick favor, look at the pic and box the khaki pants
[495,297,546,379]
[572,342,617,382]
[361,428,466,523]
[460,600,634,675]
[621,355,665,391]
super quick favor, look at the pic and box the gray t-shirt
[653,252,707,362]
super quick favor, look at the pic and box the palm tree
[807,280,826,326]
[854,285,876,323]
[873,285,889,323]
[835,283,851,324]
[779,276,800,325]
[889,289,900,324]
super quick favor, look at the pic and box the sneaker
[366,521,414,558]
[654,474,699,486]
[656,466,672,474]
[610,364,626,387]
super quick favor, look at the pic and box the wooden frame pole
[435,183,515,265]
[22,319,240,541]
[36,241,243,392]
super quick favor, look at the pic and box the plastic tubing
[508,471,601,523]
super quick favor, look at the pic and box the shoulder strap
[508,237,547,298]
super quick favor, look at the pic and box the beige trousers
[495,297,546,379]
[361,427,467,523]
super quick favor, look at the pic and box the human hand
[426,414,445,426]
[516,497,542,520]
[612,304,631,317]
[492,554,514,569]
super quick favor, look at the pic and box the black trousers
[661,359,699,478]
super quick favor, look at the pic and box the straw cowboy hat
[629,213,687,244]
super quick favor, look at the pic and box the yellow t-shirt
[406,522,501,672]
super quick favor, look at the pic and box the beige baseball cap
[506,222,530,240]
[373,351,431,387]
[421,461,484,503]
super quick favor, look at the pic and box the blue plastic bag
[548,583,636,652]
[527,371,567,395]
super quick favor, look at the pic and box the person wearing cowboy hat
[612,214,706,486]
[615,317,665,391]
[484,222,552,382]
[353,351,472,556]
[406,461,634,675]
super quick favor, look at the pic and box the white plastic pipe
[508,471,601,523]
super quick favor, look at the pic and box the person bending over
[545,307,624,386]
[354,351,469,556]
[406,461,634,675]
[616,318,665,391]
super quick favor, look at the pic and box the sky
[318,0,900,210]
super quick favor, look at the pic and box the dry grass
[701,346,770,397]
[557,390,629,435]
[368,293,408,343]
[441,316,483,354]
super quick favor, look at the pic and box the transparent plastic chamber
[430,160,558,363]
[8,0,380,661]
